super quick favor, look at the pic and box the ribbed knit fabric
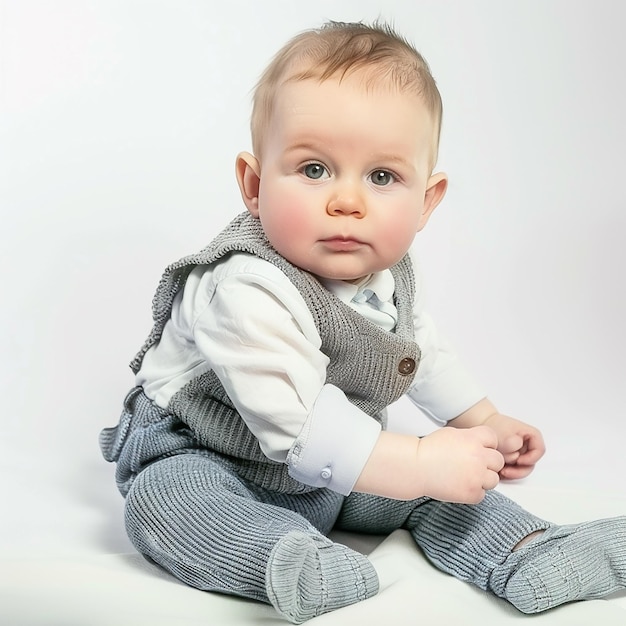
[124,452,349,604]
[339,490,551,590]
[405,491,552,590]
[490,516,626,613]
[266,531,379,623]
[339,491,626,613]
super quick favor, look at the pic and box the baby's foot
[493,516,626,613]
[266,531,379,623]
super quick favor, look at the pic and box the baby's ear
[236,152,261,217]
[417,172,448,231]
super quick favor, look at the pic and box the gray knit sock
[266,531,379,624]
[490,516,626,613]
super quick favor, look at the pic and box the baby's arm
[354,395,545,501]
[448,398,546,480]
[353,425,504,503]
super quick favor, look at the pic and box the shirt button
[398,357,416,375]
[320,467,332,480]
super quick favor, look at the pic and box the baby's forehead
[282,60,437,124]
[269,76,440,165]
[274,72,436,130]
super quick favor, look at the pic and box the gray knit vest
[132,212,421,492]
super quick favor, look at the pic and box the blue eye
[370,170,395,186]
[303,163,328,180]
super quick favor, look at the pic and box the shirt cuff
[286,384,381,495]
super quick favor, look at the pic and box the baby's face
[251,75,443,282]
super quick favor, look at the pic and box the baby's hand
[415,426,504,504]
[483,413,546,480]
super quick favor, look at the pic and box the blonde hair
[250,21,443,163]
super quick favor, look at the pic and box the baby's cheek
[260,205,314,263]
[273,213,309,249]
[382,222,418,258]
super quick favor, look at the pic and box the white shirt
[136,252,485,495]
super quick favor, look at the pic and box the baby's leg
[403,490,626,612]
[124,453,378,623]
[404,490,550,590]
[339,490,549,586]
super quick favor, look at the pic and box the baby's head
[236,21,448,282]
[250,20,443,168]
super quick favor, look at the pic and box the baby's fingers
[483,468,501,491]
[487,448,505,473]
[517,434,546,465]
[500,434,524,455]
[502,450,520,465]
[500,463,535,480]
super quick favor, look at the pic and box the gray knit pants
[103,390,552,620]
[123,450,550,604]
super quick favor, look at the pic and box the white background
[1,0,624,559]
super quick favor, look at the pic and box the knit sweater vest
[131,212,421,492]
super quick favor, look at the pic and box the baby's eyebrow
[372,153,412,168]
[284,141,325,155]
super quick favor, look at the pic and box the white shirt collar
[319,270,395,306]
[319,270,397,332]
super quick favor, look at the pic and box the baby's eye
[302,163,329,180]
[370,170,396,186]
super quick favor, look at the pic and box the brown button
[398,357,416,375]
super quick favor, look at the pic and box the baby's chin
[313,272,374,286]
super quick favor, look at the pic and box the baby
[100,20,625,623]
